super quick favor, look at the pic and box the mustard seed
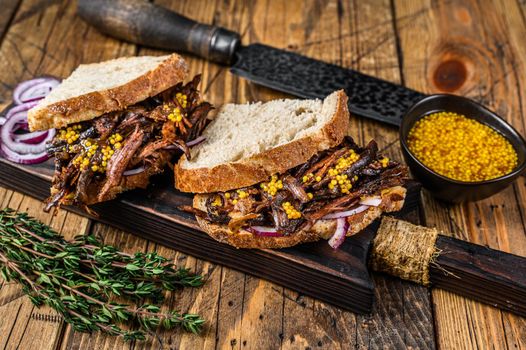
[407,111,518,182]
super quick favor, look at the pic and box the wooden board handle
[77,0,240,64]
[430,235,526,317]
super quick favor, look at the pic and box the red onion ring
[1,113,55,154]
[0,142,49,164]
[328,217,349,249]
[247,226,283,237]
[359,196,382,206]
[186,135,206,147]
[123,166,146,176]
[0,77,58,165]
[17,122,29,130]
[13,130,49,144]
[322,205,370,220]
[6,101,40,119]
[164,136,206,150]
[13,77,60,105]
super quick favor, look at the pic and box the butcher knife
[77,0,425,127]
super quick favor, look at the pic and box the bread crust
[28,54,188,131]
[193,186,406,249]
[193,194,322,248]
[174,90,350,193]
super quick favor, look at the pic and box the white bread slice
[28,54,188,131]
[193,186,407,249]
[175,90,349,193]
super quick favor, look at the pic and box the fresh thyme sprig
[0,208,205,341]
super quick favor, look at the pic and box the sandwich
[176,90,409,249]
[28,54,212,212]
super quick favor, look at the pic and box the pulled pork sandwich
[27,54,212,212]
[174,90,409,249]
[185,137,408,249]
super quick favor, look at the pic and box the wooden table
[0,0,525,349]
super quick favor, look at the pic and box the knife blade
[232,44,425,126]
[77,0,426,126]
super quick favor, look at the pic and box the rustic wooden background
[0,0,526,349]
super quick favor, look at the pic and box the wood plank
[431,235,526,316]
[0,0,63,99]
[393,0,526,348]
[0,0,21,55]
[250,0,436,348]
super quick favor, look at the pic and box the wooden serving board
[0,157,420,314]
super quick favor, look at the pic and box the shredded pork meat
[45,75,213,212]
[185,136,409,235]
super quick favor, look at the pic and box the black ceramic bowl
[400,94,526,203]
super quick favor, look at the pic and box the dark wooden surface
[0,0,525,349]
[431,235,526,317]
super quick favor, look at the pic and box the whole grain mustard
[407,111,517,182]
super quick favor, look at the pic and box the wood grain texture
[0,0,21,54]
[394,0,526,349]
[431,235,526,317]
[0,0,525,349]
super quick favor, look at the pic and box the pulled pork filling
[185,136,409,236]
[45,75,212,212]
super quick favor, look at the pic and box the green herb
[0,208,205,341]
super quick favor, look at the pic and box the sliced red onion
[359,196,382,207]
[0,142,49,164]
[186,135,206,147]
[0,78,57,165]
[328,218,350,249]
[6,101,40,119]
[15,122,29,130]
[322,205,370,220]
[1,113,55,154]
[164,136,206,150]
[13,130,49,144]
[13,77,59,105]
[123,166,146,176]
[247,226,283,237]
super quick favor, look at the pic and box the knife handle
[77,0,240,64]
[430,235,526,317]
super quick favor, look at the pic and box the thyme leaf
[0,208,205,341]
